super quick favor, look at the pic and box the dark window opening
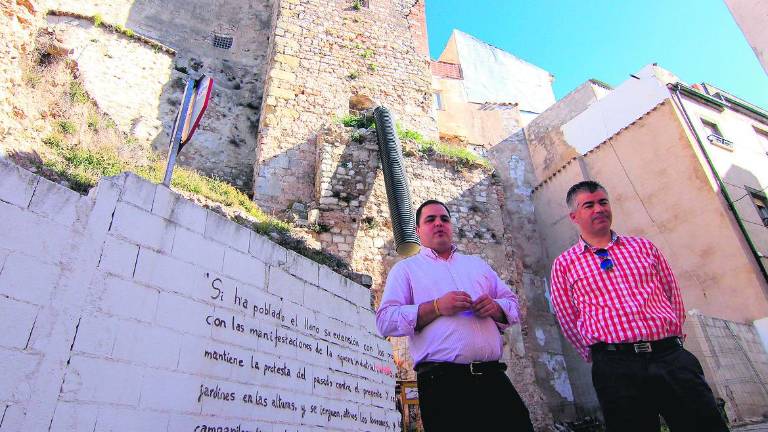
[434,92,444,111]
[701,119,733,148]
[747,188,768,227]
[212,34,233,50]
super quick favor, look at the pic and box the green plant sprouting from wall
[396,125,492,170]
[352,0,363,11]
[359,48,375,59]
[337,113,374,129]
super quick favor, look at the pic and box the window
[212,33,233,50]
[755,127,768,156]
[433,92,444,111]
[701,119,733,149]
[748,188,768,227]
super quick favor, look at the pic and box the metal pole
[163,82,196,186]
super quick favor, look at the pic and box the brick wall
[430,61,462,79]
[0,158,397,431]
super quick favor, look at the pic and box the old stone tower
[253,0,437,213]
[37,0,568,428]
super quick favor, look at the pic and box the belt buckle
[469,362,483,376]
[633,342,652,353]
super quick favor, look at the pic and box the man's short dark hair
[415,200,451,226]
[566,181,608,211]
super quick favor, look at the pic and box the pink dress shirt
[376,246,520,366]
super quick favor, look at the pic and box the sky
[426,0,768,109]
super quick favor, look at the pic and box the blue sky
[426,1,768,109]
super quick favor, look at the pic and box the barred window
[212,34,233,49]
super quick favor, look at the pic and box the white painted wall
[562,64,670,155]
[451,30,555,115]
[0,158,397,431]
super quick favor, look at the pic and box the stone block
[167,415,274,432]
[0,157,38,208]
[97,275,158,323]
[28,176,82,226]
[0,296,38,349]
[0,201,72,262]
[269,84,295,100]
[152,185,207,233]
[358,308,377,336]
[84,175,122,235]
[205,212,250,252]
[110,202,174,252]
[155,292,213,338]
[249,233,288,266]
[133,248,207,296]
[93,406,170,432]
[318,265,350,301]
[112,320,181,369]
[284,250,319,285]
[97,236,139,278]
[172,227,226,270]
[60,355,143,405]
[270,68,297,82]
[120,173,156,211]
[0,252,60,305]
[49,401,98,432]
[267,267,305,304]
[139,369,201,413]
[73,313,119,357]
[222,248,266,289]
[0,348,39,401]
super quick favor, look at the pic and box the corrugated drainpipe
[373,106,421,256]
[669,83,768,286]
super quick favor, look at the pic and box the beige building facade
[724,0,768,74]
[528,64,768,422]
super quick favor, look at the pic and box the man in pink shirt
[376,200,534,431]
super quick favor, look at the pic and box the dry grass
[4,30,351,273]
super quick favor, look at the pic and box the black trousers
[591,346,729,432]
[416,363,534,431]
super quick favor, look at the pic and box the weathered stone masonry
[254,0,437,212]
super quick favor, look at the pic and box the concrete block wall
[0,158,397,431]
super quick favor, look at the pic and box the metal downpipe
[373,107,420,256]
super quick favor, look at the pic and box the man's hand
[472,294,506,323]
[436,291,473,316]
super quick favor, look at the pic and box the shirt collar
[420,244,458,261]
[578,231,620,254]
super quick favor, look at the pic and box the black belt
[415,361,507,376]
[590,336,683,354]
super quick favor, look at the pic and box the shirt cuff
[494,299,519,332]
[398,304,420,335]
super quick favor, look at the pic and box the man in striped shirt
[550,180,728,432]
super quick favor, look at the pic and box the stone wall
[0,0,42,151]
[44,0,275,189]
[253,0,437,212]
[0,157,397,431]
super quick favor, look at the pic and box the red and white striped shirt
[550,234,685,361]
